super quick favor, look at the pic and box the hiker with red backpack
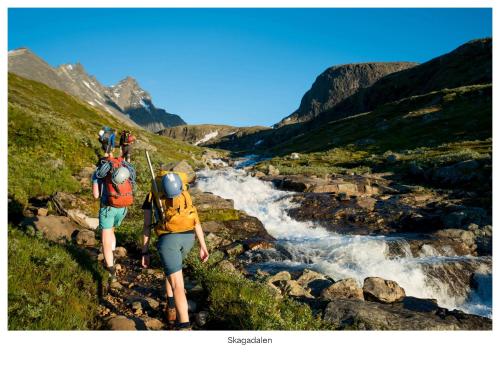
[119,130,136,162]
[92,154,136,292]
[141,151,209,330]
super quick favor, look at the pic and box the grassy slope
[254,84,491,184]
[8,73,208,329]
[8,227,103,330]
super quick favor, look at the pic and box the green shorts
[99,206,127,230]
[157,232,195,276]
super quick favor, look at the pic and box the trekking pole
[145,150,165,221]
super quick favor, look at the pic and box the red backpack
[104,157,134,207]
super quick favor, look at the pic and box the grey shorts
[157,232,195,276]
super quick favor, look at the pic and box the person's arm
[195,223,209,263]
[92,173,100,199]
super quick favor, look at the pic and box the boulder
[323,299,491,330]
[296,269,326,286]
[216,260,243,277]
[290,153,300,160]
[66,209,99,230]
[114,246,128,258]
[26,215,79,243]
[163,160,196,183]
[75,229,97,247]
[243,237,275,251]
[321,278,364,301]
[36,208,49,216]
[282,280,314,298]
[363,277,406,303]
[201,221,225,233]
[225,243,245,257]
[254,171,266,178]
[190,190,234,211]
[106,316,137,330]
[267,271,292,284]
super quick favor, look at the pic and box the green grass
[198,208,241,222]
[8,227,104,330]
[251,85,491,190]
[8,72,209,207]
[185,251,327,330]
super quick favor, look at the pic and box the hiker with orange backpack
[92,154,136,292]
[141,151,209,330]
[119,130,136,162]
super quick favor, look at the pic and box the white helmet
[98,129,105,137]
[112,166,130,185]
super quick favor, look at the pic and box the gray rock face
[276,62,417,127]
[363,277,406,303]
[23,215,79,243]
[8,48,184,131]
[323,298,491,330]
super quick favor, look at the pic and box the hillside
[276,62,417,127]
[8,48,185,132]
[158,124,270,146]
[7,73,209,329]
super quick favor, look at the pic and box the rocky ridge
[8,48,185,131]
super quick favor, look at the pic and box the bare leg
[166,278,174,298]
[166,270,189,323]
[102,228,115,268]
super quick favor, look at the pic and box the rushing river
[196,164,492,318]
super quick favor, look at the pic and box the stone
[363,277,406,303]
[106,316,137,330]
[290,152,300,160]
[163,160,196,183]
[296,269,326,286]
[145,318,164,330]
[66,209,99,230]
[322,299,491,330]
[75,229,96,247]
[201,220,225,233]
[243,238,275,251]
[356,197,377,210]
[36,208,48,216]
[267,271,292,284]
[254,171,266,178]
[26,215,79,243]
[131,301,143,313]
[267,165,280,176]
[283,280,314,298]
[216,260,242,276]
[114,246,127,258]
[145,297,160,310]
[226,243,245,257]
[195,311,209,327]
[320,278,364,300]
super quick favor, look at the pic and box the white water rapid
[196,166,492,318]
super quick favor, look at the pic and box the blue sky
[8,8,492,126]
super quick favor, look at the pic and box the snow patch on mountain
[194,131,219,146]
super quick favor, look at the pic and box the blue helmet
[161,173,183,198]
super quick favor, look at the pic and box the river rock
[267,165,280,176]
[106,316,137,331]
[282,280,314,298]
[267,271,292,284]
[190,189,234,210]
[145,317,164,330]
[225,243,245,257]
[363,277,406,303]
[216,260,243,277]
[296,269,325,286]
[75,229,96,247]
[114,246,127,258]
[36,208,49,216]
[322,299,491,330]
[243,237,275,251]
[321,278,364,300]
[195,311,209,327]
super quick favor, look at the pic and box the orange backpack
[104,157,134,207]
